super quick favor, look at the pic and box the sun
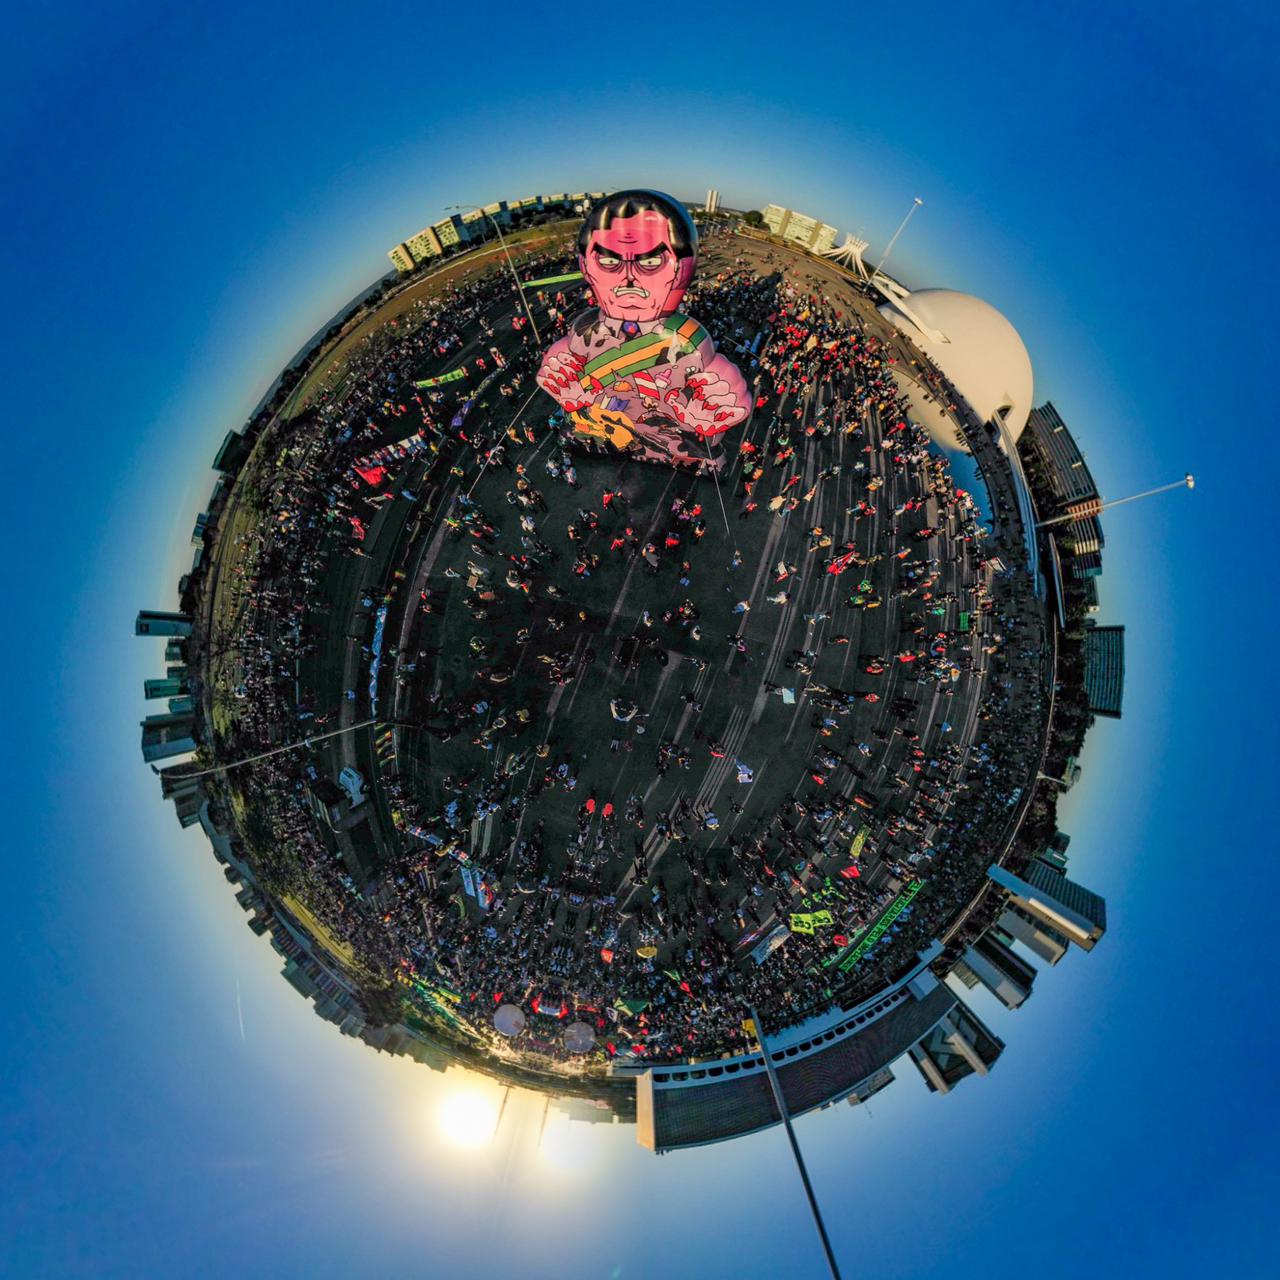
[436,1091,500,1148]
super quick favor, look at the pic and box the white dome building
[877,289,1033,453]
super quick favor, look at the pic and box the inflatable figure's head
[577,190,697,323]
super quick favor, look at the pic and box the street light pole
[747,1006,844,1280]
[875,196,923,279]
[1037,474,1195,529]
[154,716,425,780]
[448,204,541,346]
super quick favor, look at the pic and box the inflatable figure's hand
[675,372,744,438]
[538,350,591,411]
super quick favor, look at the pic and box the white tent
[564,1022,596,1053]
[494,1004,527,1036]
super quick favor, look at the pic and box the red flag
[355,465,387,487]
[827,549,858,576]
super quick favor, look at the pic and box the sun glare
[538,1119,593,1174]
[437,1091,500,1148]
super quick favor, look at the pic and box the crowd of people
[198,227,1051,1071]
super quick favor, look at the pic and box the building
[172,790,202,827]
[1019,401,1108,578]
[158,766,204,829]
[413,222,449,257]
[135,610,192,638]
[878,289,1035,453]
[1018,401,1109,592]
[388,243,416,273]
[212,430,250,475]
[1059,513,1104,558]
[954,932,1037,1010]
[1021,402,1098,507]
[1037,829,1072,872]
[988,861,1107,952]
[997,903,1069,965]
[704,188,720,213]
[846,1066,894,1105]
[308,778,346,830]
[144,676,188,699]
[433,214,470,252]
[1070,548,1103,579]
[908,1003,1005,1093]
[462,204,513,238]
[140,711,196,763]
[388,223,447,273]
[553,1096,623,1126]
[1083,623,1125,717]
[634,949,961,1152]
[762,204,839,254]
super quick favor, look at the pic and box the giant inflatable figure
[537,190,750,471]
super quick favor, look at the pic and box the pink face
[580,211,695,322]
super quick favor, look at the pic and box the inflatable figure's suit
[536,190,750,472]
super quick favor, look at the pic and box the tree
[743,210,765,228]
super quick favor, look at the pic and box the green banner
[415,367,468,388]
[823,880,923,972]
[849,825,870,859]
[523,271,584,288]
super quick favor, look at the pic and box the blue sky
[3,2,1278,1276]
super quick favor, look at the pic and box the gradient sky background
[3,2,1278,1276]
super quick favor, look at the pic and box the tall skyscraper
[988,861,1107,951]
[1082,624,1125,718]
[908,1001,1004,1094]
[996,904,1068,963]
[135,610,192,638]
[140,712,196,762]
[958,933,1037,1009]
[144,676,188,699]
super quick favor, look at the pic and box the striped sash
[578,315,708,393]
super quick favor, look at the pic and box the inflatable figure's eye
[594,251,623,270]
[636,251,667,272]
